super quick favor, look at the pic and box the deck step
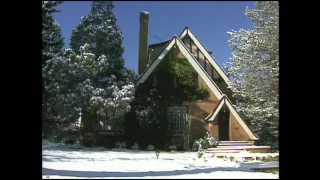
[208,146,270,150]
[218,143,253,146]
[206,149,242,153]
[208,146,271,153]
[218,141,250,143]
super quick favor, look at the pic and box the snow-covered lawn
[42,141,278,179]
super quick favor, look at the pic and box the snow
[42,141,278,179]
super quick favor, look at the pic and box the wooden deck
[205,140,278,162]
[206,141,271,153]
[208,146,271,153]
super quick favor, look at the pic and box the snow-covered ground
[42,141,278,179]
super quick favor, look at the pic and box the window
[191,41,198,59]
[184,37,191,50]
[98,114,124,131]
[198,51,205,69]
[198,50,205,64]
[205,59,212,79]
[167,106,188,132]
[212,68,219,80]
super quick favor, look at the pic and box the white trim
[137,37,223,99]
[229,112,232,140]
[205,99,225,121]
[179,28,188,39]
[224,98,259,140]
[175,38,223,99]
[135,35,258,140]
[184,28,231,85]
[137,39,175,84]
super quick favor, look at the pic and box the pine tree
[69,1,136,141]
[43,50,80,133]
[225,1,279,147]
[42,1,64,58]
[70,1,128,84]
[42,1,71,137]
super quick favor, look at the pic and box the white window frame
[98,113,124,131]
[167,106,188,132]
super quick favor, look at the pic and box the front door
[218,108,230,141]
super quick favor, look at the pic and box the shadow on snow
[42,165,255,178]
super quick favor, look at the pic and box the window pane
[198,50,205,65]
[167,107,173,113]
[191,41,198,59]
[213,68,219,79]
[199,56,205,69]
[181,106,187,113]
[205,59,212,79]
[173,106,180,112]
[184,37,191,50]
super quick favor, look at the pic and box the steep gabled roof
[205,95,258,140]
[179,27,230,85]
[136,30,258,140]
[205,95,226,121]
[224,96,258,140]
[137,36,224,99]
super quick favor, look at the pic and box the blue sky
[53,1,255,73]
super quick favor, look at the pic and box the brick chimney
[138,11,149,75]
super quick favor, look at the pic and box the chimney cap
[141,11,149,15]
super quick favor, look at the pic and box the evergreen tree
[70,1,128,84]
[42,1,64,59]
[42,51,80,134]
[43,43,136,139]
[42,1,72,137]
[69,1,136,140]
[225,1,279,147]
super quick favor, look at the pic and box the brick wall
[229,113,251,141]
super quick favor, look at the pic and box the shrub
[116,141,126,149]
[131,143,140,150]
[168,145,177,151]
[197,132,217,158]
[63,138,76,145]
[83,132,93,147]
[146,145,155,151]
[192,140,201,151]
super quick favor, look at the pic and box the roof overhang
[205,95,259,140]
[136,28,258,141]
[179,27,231,86]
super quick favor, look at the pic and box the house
[135,11,258,150]
[80,11,259,149]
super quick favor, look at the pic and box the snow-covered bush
[115,141,122,148]
[146,145,155,151]
[169,145,177,151]
[63,137,76,145]
[192,140,202,151]
[197,132,216,158]
[131,143,139,150]
[122,141,126,148]
[83,132,93,147]
[115,141,126,149]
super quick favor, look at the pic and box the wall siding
[229,113,251,141]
